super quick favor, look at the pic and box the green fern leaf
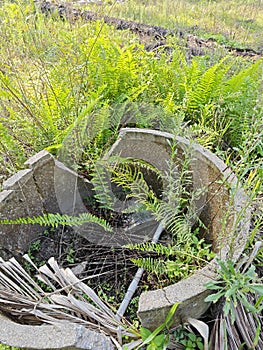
[0,212,112,231]
[131,257,166,275]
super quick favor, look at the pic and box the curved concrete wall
[107,129,251,329]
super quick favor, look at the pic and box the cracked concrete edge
[0,149,97,252]
[3,169,34,191]
[117,127,233,176]
[53,158,93,215]
[25,150,61,213]
[24,149,53,170]
[26,149,93,214]
[0,318,115,350]
[138,264,216,329]
[0,136,251,339]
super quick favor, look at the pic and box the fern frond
[105,150,195,239]
[109,161,152,203]
[222,59,262,95]
[154,201,189,234]
[185,57,232,114]
[106,156,162,181]
[126,242,174,257]
[130,257,166,275]
[90,162,115,209]
[90,156,161,210]
[129,241,213,280]
[0,212,112,232]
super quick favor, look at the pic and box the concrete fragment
[0,128,251,346]
[25,150,60,213]
[0,169,44,258]
[53,159,93,215]
[25,150,93,214]
[0,318,115,350]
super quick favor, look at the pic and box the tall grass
[0,0,262,189]
[85,0,263,50]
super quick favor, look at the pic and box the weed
[204,259,263,324]
[66,248,75,264]
[123,302,180,349]
[174,326,204,350]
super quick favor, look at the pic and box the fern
[126,242,174,256]
[184,56,232,115]
[111,163,152,202]
[90,162,115,210]
[222,59,262,96]
[99,143,200,239]
[131,257,166,276]
[127,237,215,282]
[0,212,112,232]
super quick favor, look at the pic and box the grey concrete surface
[0,317,115,350]
[0,150,116,349]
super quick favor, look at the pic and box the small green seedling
[174,327,204,350]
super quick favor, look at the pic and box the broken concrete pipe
[108,129,250,329]
[0,128,250,348]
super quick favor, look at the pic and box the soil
[24,220,171,321]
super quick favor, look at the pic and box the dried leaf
[187,317,209,350]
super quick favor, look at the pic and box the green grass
[81,0,263,51]
[0,0,262,186]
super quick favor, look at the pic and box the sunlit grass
[82,0,263,50]
[0,0,262,187]
[0,346,19,350]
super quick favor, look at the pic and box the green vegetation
[205,259,263,324]
[85,0,263,51]
[129,303,180,350]
[0,1,262,182]
[0,0,263,187]
[0,212,112,230]
[0,0,262,349]
[97,148,215,283]
[174,327,204,350]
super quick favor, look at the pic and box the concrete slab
[0,318,115,350]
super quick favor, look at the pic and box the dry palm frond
[209,296,263,350]
[0,255,137,343]
[209,242,263,350]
